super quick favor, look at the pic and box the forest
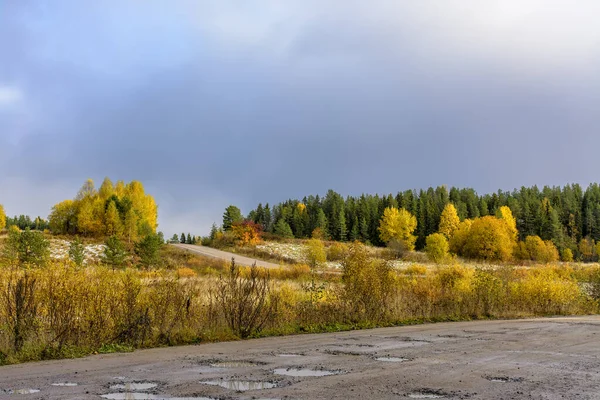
[240,184,600,258]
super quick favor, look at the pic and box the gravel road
[172,243,283,269]
[1,316,599,399]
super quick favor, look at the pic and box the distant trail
[172,243,284,269]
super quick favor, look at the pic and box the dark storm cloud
[1,1,600,235]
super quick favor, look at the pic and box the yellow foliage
[177,267,197,278]
[497,206,518,241]
[449,219,472,255]
[438,203,460,239]
[561,248,574,262]
[425,233,450,263]
[524,236,559,263]
[378,207,417,251]
[304,238,327,269]
[0,204,5,231]
[327,242,349,261]
[462,216,515,261]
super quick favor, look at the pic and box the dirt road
[172,243,283,269]
[2,316,600,399]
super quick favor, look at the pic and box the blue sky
[1,1,600,236]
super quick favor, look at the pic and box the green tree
[102,235,128,270]
[223,205,243,231]
[123,208,139,244]
[135,233,163,268]
[209,223,218,240]
[68,236,86,267]
[180,233,186,244]
[274,219,294,238]
[2,228,50,268]
[186,233,192,244]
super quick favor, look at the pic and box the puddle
[51,382,78,387]
[109,383,158,391]
[102,395,215,400]
[485,376,524,383]
[376,357,409,362]
[201,380,276,392]
[13,389,41,394]
[408,394,445,399]
[209,361,258,368]
[273,368,342,377]
[278,354,301,357]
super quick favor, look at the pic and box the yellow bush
[327,242,349,261]
[177,267,197,278]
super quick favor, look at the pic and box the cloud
[0,86,22,106]
[0,1,599,236]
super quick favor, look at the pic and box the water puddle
[485,376,524,383]
[209,361,258,368]
[408,394,445,399]
[273,368,342,377]
[109,383,158,391]
[51,382,78,387]
[278,353,301,357]
[102,395,215,400]
[201,380,277,391]
[375,357,409,362]
[13,389,41,394]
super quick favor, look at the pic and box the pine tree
[274,219,294,238]
[223,205,243,231]
[338,208,347,241]
[180,233,186,243]
[186,233,192,244]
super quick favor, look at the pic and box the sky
[1,1,600,236]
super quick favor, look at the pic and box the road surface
[172,243,283,269]
[1,316,599,399]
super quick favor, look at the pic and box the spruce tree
[180,233,186,243]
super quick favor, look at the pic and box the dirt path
[2,316,600,399]
[172,243,283,269]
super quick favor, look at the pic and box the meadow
[1,237,598,365]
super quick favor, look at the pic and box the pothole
[375,357,409,362]
[51,382,78,387]
[273,368,343,377]
[209,361,261,368]
[407,390,447,398]
[109,382,158,391]
[200,380,277,391]
[485,376,524,383]
[11,389,41,394]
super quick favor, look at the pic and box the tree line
[229,184,600,258]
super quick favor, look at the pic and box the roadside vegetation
[1,180,600,366]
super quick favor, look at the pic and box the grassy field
[1,237,599,365]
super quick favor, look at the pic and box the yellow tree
[449,219,472,255]
[104,201,122,236]
[49,200,77,234]
[439,203,460,239]
[425,233,449,263]
[123,208,139,244]
[497,206,518,241]
[462,216,514,261]
[0,204,5,231]
[378,207,417,251]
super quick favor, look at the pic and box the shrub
[68,236,86,267]
[326,242,348,261]
[461,216,515,262]
[425,233,449,263]
[561,248,574,262]
[102,235,128,270]
[212,259,275,338]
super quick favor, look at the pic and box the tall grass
[0,256,597,365]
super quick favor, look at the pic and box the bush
[327,242,348,261]
[212,259,276,338]
[562,248,574,262]
[425,233,449,263]
[461,216,515,262]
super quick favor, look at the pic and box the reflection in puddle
[101,395,215,400]
[408,394,445,399]
[110,383,158,391]
[375,357,409,362]
[13,389,41,394]
[209,361,257,368]
[273,368,341,377]
[201,380,277,391]
[51,382,78,387]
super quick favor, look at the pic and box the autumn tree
[462,216,515,262]
[378,207,417,251]
[231,221,262,246]
[497,206,518,241]
[223,205,243,231]
[49,200,77,234]
[449,219,473,255]
[438,203,460,239]
[104,200,122,236]
[425,233,450,263]
[524,235,559,263]
[0,204,6,231]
